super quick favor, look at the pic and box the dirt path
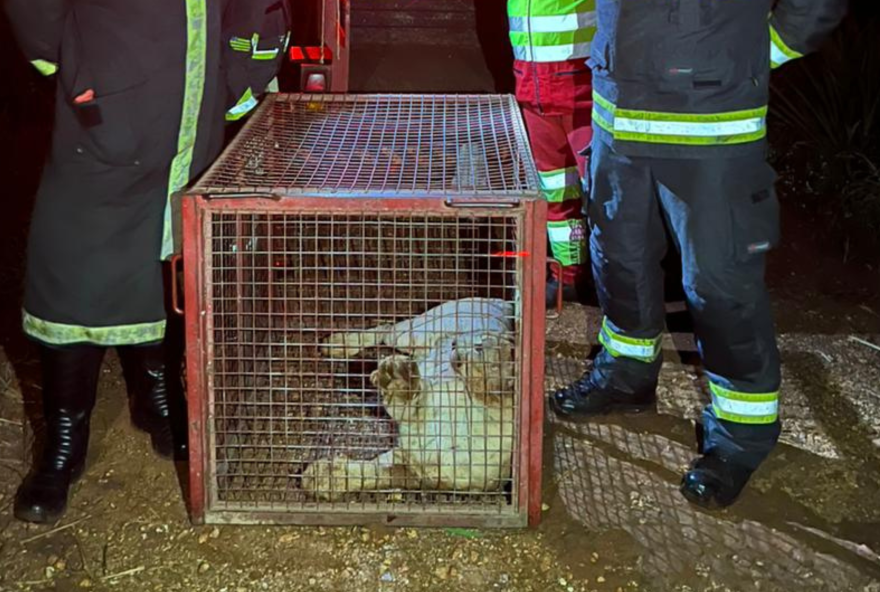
[2,46,880,590]
[2,255,880,592]
[2,333,880,592]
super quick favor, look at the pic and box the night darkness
[1,2,880,590]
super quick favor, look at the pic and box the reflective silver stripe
[711,394,778,419]
[769,25,802,68]
[547,219,587,266]
[601,335,658,360]
[546,221,576,243]
[598,318,661,362]
[538,167,580,191]
[226,88,258,121]
[509,12,597,33]
[609,342,653,359]
[512,42,591,62]
[770,43,788,67]
[612,116,766,138]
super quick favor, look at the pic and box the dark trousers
[587,138,783,470]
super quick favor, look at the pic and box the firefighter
[5,0,289,524]
[550,0,846,507]
[507,0,595,307]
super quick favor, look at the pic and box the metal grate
[195,94,539,196]
[207,211,522,512]
[183,94,545,527]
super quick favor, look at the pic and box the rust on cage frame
[182,94,546,528]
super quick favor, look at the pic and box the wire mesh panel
[194,94,537,196]
[182,94,545,527]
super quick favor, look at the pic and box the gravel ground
[4,21,880,592]
[2,306,880,592]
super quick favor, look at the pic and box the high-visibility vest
[507,0,597,63]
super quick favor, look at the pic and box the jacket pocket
[545,67,593,112]
[71,85,155,167]
[729,163,780,262]
[58,8,156,167]
[553,67,591,77]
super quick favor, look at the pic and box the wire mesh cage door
[181,195,547,527]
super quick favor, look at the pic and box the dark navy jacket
[589,0,847,158]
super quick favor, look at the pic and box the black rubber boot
[680,453,754,509]
[118,343,188,460]
[14,345,106,524]
[549,372,656,419]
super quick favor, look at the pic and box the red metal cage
[180,94,546,527]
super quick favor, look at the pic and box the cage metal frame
[180,93,547,528]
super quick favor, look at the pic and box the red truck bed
[288,0,512,93]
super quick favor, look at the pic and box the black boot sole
[549,398,656,420]
[14,504,66,525]
[679,469,743,510]
[13,460,87,524]
[679,482,739,510]
[14,500,70,525]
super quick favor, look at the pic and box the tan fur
[302,298,517,501]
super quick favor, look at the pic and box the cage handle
[170,254,185,316]
[444,196,521,209]
[547,258,564,319]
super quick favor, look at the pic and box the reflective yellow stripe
[598,317,662,363]
[769,25,802,69]
[225,87,258,122]
[592,91,767,146]
[539,167,583,203]
[508,12,596,33]
[229,37,252,52]
[251,33,280,61]
[161,0,208,260]
[710,383,779,425]
[547,219,587,266]
[507,0,596,61]
[510,27,594,62]
[31,59,58,76]
[23,312,166,346]
[507,0,596,19]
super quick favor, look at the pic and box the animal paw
[321,331,369,359]
[371,355,421,400]
[321,327,390,358]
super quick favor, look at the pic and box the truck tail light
[304,73,327,92]
[301,65,331,93]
